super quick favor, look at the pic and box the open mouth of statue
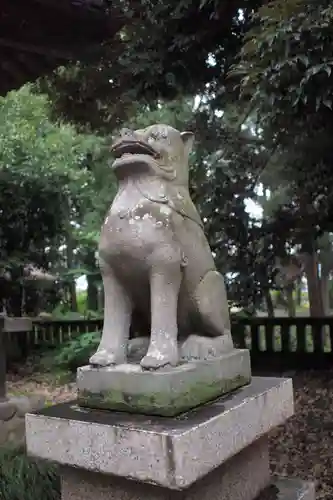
[112,141,159,160]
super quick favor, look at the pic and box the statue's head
[111,124,194,186]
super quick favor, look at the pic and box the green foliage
[0,447,59,500]
[0,85,115,315]
[231,0,333,230]
[77,290,88,314]
[52,331,101,372]
[36,1,263,131]
[234,0,333,120]
[126,97,275,309]
[30,1,300,312]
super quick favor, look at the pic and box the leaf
[323,99,332,110]
[297,55,309,67]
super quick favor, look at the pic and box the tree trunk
[66,235,77,312]
[295,277,302,307]
[84,250,100,312]
[87,274,98,311]
[98,286,104,312]
[285,284,296,317]
[68,282,78,312]
[264,289,275,317]
[329,283,333,310]
[302,246,324,317]
[320,268,330,316]
[7,268,24,316]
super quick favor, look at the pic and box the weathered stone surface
[61,471,313,500]
[0,401,17,421]
[0,395,46,448]
[181,334,235,361]
[77,348,251,416]
[60,437,270,500]
[127,337,150,362]
[26,377,294,489]
[127,335,236,364]
[7,419,25,448]
[0,416,25,448]
[4,415,24,432]
[90,124,234,370]
[0,422,9,445]
[10,395,46,417]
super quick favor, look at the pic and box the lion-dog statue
[89,124,233,370]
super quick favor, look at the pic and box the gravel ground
[6,369,332,499]
[269,370,333,500]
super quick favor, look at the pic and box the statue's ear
[180,131,194,157]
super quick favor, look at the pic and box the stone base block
[0,395,45,448]
[76,348,251,416]
[61,468,314,500]
[26,377,293,489]
[61,437,270,500]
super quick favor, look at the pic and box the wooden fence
[5,316,333,370]
[231,316,333,370]
[6,318,103,362]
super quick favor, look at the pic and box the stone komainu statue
[90,124,233,370]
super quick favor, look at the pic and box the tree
[231,0,333,231]
[127,98,280,312]
[221,0,333,315]
[36,0,264,132]
[0,86,107,315]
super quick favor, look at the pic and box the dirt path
[7,372,77,404]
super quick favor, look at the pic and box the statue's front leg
[140,253,182,370]
[90,259,132,366]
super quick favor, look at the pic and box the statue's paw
[89,348,125,367]
[140,348,179,370]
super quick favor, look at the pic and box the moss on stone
[77,373,251,417]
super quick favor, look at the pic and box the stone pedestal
[25,377,314,500]
[77,348,251,416]
[61,468,314,500]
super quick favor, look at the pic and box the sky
[245,197,263,220]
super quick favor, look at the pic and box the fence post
[0,317,32,403]
[0,317,5,402]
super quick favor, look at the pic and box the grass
[0,447,60,500]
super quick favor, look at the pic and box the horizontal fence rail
[3,315,333,370]
[5,318,103,363]
[231,316,333,370]
[32,318,103,345]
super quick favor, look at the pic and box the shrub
[0,447,60,500]
[51,330,101,372]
